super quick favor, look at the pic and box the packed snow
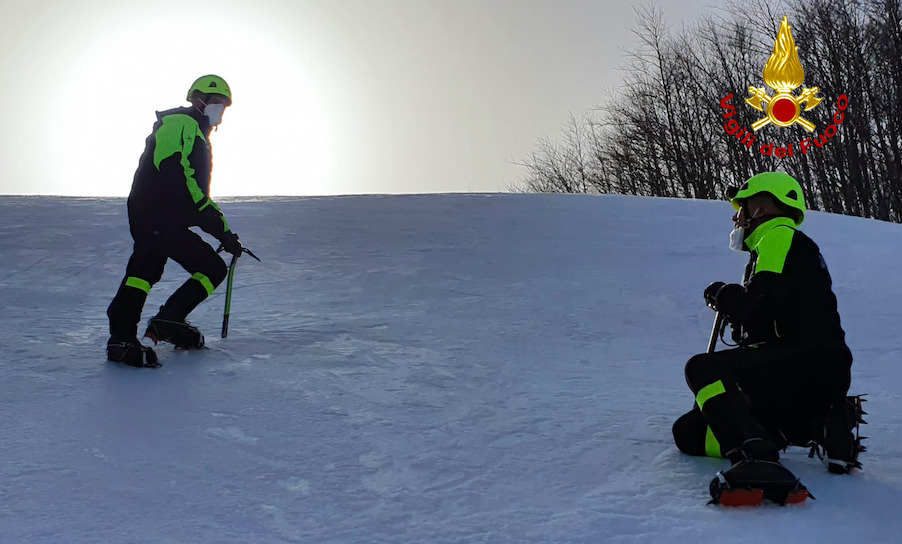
[0,193,899,543]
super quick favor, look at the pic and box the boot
[145,307,205,349]
[107,336,160,368]
[820,395,867,474]
[725,437,780,464]
[709,459,811,506]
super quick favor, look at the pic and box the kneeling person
[672,172,858,505]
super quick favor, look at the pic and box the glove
[220,230,243,258]
[713,283,743,317]
[704,281,725,310]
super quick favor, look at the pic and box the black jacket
[716,217,849,351]
[127,106,230,241]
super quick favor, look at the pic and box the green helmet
[730,171,806,226]
[187,75,232,106]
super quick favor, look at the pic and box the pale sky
[0,0,713,197]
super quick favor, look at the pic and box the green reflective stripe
[191,272,216,297]
[125,276,151,294]
[705,426,723,458]
[183,156,206,204]
[199,197,224,213]
[199,198,229,232]
[696,380,727,411]
[152,114,207,204]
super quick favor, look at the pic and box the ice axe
[706,260,753,353]
[707,312,725,354]
[216,245,261,338]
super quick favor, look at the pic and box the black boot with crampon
[144,308,205,350]
[107,336,161,368]
[709,438,812,506]
[809,395,868,475]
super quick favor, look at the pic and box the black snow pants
[672,343,851,461]
[107,226,227,340]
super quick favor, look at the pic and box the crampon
[808,395,867,475]
[709,460,813,506]
[145,316,205,350]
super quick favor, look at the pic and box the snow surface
[0,193,899,543]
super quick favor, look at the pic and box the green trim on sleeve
[199,197,224,215]
[199,197,230,232]
[152,114,208,205]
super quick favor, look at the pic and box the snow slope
[0,194,900,543]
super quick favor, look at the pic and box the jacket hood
[155,106,212,135]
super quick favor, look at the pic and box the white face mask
[203,103,226,126]
[729,226,745,252]
[729,202,763,252]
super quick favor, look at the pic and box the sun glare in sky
[1,0,712,197]
[13,2,344,197]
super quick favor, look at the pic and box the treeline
[516,0,902,221]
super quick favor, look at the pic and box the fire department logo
[745,16,822,132]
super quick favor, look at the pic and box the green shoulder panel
[152,114,208,205]
[752,222,796,274]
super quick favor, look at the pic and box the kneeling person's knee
[672,409,714,457]
[684,353,723,393]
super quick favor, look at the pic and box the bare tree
[515,0,902,223]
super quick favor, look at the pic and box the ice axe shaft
[707,312,724,354]
[706,259,753,353]
[215,245,261,338]
[222,254,238,338]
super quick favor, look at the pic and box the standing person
[672,172,860,506]
[106,75,243,368]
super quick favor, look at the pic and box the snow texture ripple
[0,194,899,543]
